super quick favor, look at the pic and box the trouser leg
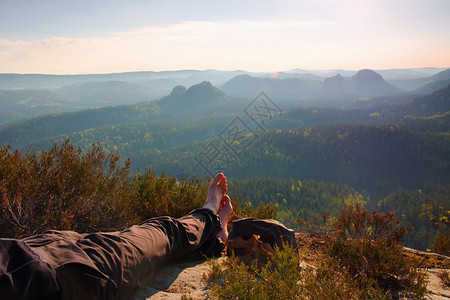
[75,208,223,299]
[0,239,60,300]
[4,208,223,300]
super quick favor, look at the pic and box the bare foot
[217,195,233,243]
[203,173,228,214]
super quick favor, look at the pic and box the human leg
[0,239,60,300]
[10,173,232,300]
[73,173,231,299]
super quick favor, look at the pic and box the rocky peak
[351,69,386,85]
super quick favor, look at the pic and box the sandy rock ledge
[131,258,225,300]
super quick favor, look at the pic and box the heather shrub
[207,244,303,300]
[433,231,450,256]
[421,204,450,255]
[0,140,218,237]
[328,203,427,298]
[302,260,390,299]
[239,201,279,219]
[438,270,450,289]
[130,170,209,219]
[0,140,137,237]
[207,203,427,299]
[207,243,389,300]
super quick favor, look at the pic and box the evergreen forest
[0,69,449,253]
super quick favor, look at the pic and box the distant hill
[0,103,161,148]
[394,83,450,131]
[1,68,444,90]
[321,74,349,97]
[222,69,403,107]
[0,72,247,123]
[273,72,323,81]
[1,68,445,118]
[220,74,320,105]
[277,83,450,133]
[159,81,227,107]
[0,73,154,89]
[351,69,401,96]
[0,89,75,124]
[2,81,448,151]
[0,70,246,90]
[58,80,155,106]
[412,69,450,95]
[388,68,450,92]
[414,79,450,95]
[0,81,240,149]
[429,68,450,82]
[375,68,446,80]
[375,82,450,121]
[321,69,401,98]
[155,81,246,118]
[151,124,449,199]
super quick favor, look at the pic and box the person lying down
[0,173,233,300]
[1,172,297,300]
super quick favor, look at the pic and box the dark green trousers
[0,208,223,300]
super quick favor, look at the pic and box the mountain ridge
[1,82,448,157]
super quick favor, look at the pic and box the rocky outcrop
[131,258,225,300]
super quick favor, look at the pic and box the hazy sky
[0,0,449,74]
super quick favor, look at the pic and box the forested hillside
[0,89,73,124]
[1,68,448,125]
[0,103,161,147]
[2,82,448,149]
[226,177,449,250]
[152,124,449,197]
[0,81,244,148]
[0,76,448,252]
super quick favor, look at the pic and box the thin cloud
[0,20,448,74]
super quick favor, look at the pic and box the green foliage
[229,177,359,229]
[333,202,411,242]
[0,89,72,124]
[433,231,450,256]
[207,244,303,300]
[131,170,209,219]
[207,204,427,299]
[0,139,219,238]
[0,139,136,238]
[328,203,427,297]
[378,185,450,251]
[1,134,445,255]
[421,203,450,255]
[302,260,390,300]
[151,124,449,202]
[239,201,279,220]
[207,244,390,300]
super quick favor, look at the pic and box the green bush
[207,203,428,299]
[433,231,450,255]
[421,203,450,255]
[302,260,390,299]
[0,140,216,238]
[239,201,279,220]
[0,140,137,238]
[207,244,390,300]
[207,244,303,300]
[328,203,427,298]
[130,170,209,219]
